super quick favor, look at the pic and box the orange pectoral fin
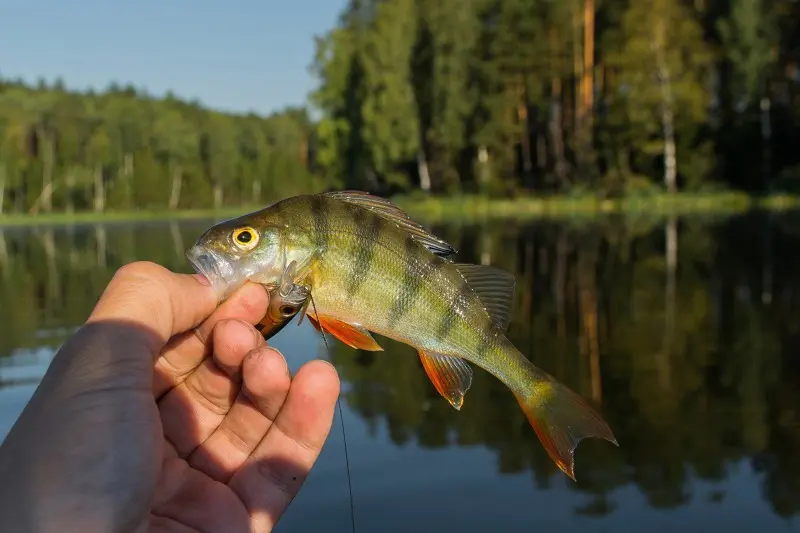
[310,312,383,351]
[418,350,474,410]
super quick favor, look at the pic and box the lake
[1,212,799,532]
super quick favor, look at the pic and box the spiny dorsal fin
[322,190,457,258]
[418,350,473,410]
[454,263,516,331]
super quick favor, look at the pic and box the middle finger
[187,346,292,482]
[158,319,264,457]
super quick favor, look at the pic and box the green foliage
[0,80,316,214]
[308,0,800,197]
[4,0,800,213]
[718,0,778,107]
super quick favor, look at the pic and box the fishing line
[309,290,356,533]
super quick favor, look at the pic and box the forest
[1,0,800,214]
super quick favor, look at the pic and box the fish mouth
[185,246,235,302]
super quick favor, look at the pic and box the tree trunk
[213,181,223,209]
[760,96,772,192]
[65,169,75,213]
[578,0,595,173]
[476,145,490,187]
[252,179,262,204]
[0,230,7,272]
[123,153,134,208]
[93,163,105,212]
[169,164,183,209]
[536,134,546,170]
[572,4,582,133]
[37,127,54,213]
[0,163,5,215]
[28,181,55,215]
[417,148,431,192]
[516,79,533,187]
[549,29,569,188]
[299,134,308,168]
[581,0,595,121]
[654,21,677,193]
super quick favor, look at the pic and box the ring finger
[187,346,292,482]
[158,319,264,457]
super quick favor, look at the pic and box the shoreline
[0,191,798,227]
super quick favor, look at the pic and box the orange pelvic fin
[306,311,383,351]
[418,350,473,410]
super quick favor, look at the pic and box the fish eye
[232,227,259,250]
[279,305,295,316]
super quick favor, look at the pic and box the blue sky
[0,0,346,115]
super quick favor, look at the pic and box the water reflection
[0,213,799,531]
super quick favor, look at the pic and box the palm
[146,287,339,533]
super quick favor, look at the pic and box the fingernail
[251,346,290,377]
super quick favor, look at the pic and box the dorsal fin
[454,263,516,331]
[322,190,457,258]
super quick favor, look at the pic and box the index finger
[87,261,219,354]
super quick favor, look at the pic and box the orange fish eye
[232,227,259,249]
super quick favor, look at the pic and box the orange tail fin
[514,378,617,481]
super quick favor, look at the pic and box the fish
[186,190,618,480]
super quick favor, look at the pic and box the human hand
[0,261,340,533]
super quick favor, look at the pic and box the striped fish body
[187,190,618,480]
[290,196,501,363]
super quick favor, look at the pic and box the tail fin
[514,378,618,481]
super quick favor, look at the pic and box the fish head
[186,214,285,302]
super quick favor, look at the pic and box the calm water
[1,212,800,532]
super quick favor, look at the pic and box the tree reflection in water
[0,212,798,522]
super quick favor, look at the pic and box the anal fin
[418,350,473,410]
[307,311,383,352]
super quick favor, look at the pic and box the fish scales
[297,195,498,363]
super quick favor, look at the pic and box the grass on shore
[395,190,800,222]
[0,191,798,227]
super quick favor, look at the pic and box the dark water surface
[1,212,800,532]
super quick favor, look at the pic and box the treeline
[0,80,321,214]
[311,0,800,196]
[3,0,800,215]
